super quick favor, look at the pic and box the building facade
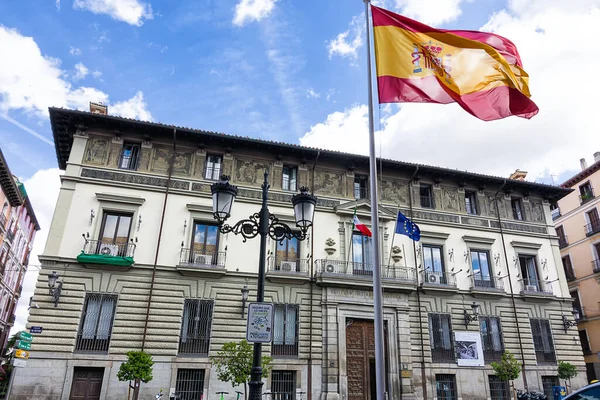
[0,148,40,357]
[12,108,586,400]
[554,154,600,382]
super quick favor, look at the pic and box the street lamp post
[211,171,316,400]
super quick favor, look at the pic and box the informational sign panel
[19,332,32,342]
[29,326,43,334]
[12,358,26,368]
[455,331,484,367]
[15,340,31,351]
[15,349,30,360]
[246,303,274,343]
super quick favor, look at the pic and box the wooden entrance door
[347,319,386,400]
[69,367,104,400]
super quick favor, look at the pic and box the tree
[558,361,578,392]
[0,331,21,395]
[210,340,272,400]
[117,350,154,400]
[491,351,522,399]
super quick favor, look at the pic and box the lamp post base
[248,376,264,400]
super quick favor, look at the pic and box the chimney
[89,102,108,115]
[509,169,527,181]
[595,152,600,163]
[580,158,588,171]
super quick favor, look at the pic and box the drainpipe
[407,166,427,399]
[308,150,320,400]
[494,180,528,390]
[141,128,177,350]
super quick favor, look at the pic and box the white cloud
[233,0,278,26]
[394,0,465,25]
[327,15,363,61]
[72,62,89,81]
[92,70,103,79]
[306,89,320,99]
[11,168,62,335]
[73,0,153,26]
[69,46,81,56]
[111,91,153,121]
[303,1,600,181]
[0,26,151,122]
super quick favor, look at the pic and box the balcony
[585,220,600,236]
[551,207,561,221]
[580,189,595,205]
[421,270,457,290]
[520,278,553,296]
[177,248,226,275]
[315,259,417,289]
[471,276,505,294]
[5,230,14,243]
[592,259,600,274]
[267,257,310,280]
[558,235,569,248]
[77,239,136,267]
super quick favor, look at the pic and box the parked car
[564,382,600,399]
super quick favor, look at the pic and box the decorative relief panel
[400,209,460,224]
[380,180,409,204]
[433,189,443,210]
[83,137,109,165]
[314,170,344,196]
[193,152,206,178]
[441,188,459,211]
[81,168,189,189]
[173,151,193,176]
[530,200,545,222]
[235,158,270,185]
[271,164,283,190]
[107,142,121,168]
[461,216,490,227]
[222,155,233,178]
[298,167,309,189]
[151,147,173,173]
[490,220,548,234]
[138,147,152,171]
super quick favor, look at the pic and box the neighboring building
[13,107,586,400]
[0,148,40,357]
[554,153,600,382]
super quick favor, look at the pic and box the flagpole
[364,1,386,399]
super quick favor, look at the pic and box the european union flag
[395,212,420,241]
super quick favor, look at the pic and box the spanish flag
[371,5,539,121]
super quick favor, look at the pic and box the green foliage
[210,340,272,386]
[558,361,578,380]
[116,351,154,384]
[0,331,22,394]
[491,351,521,382]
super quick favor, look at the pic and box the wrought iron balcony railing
[472,275,504,291]
[521,278,553,295]
[82,239,136,258]
[267,257,310,275]
[421,270,457,287]
[551,207,561,221]
[558,235,569,248]
[592,259,600,274]
[179,248,226,268]
[316,259,416,282]
[580,189,595,205]
[585,220,600,236]
[354,187,369,200]
[565,267,576,282]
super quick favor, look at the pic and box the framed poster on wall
[455,331,484,366]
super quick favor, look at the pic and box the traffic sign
[19,331,32,343]
[29,326,43,334]
[12,358,26,368]
[15,340,31,351]
[15,349,29,359]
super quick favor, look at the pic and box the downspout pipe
[308,150,320,400]
[494,179,528,390]
[141,128,177,350]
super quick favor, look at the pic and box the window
[76,293,117,353]
[273,304,299,357]
[465,191,478,215]
[420,184,434,208]
[480,317,504,362]
[594,243,600,273]
[99,212,132,247]
[489,375,510,400]
[511,198,524,220]
[179,299,214,355]
[271,371,296,400]
[435,374,457,400]
[189,222,219,264]
[556,225,568,247]
[567,386,600,399]
[580,181,595,205]
[282,166,298,192]
[423,245,446,284]
[275,237,299,271]
[562,256,575,281]
[579,330,592,355]
[542,376,559,400]
[354,175,368,199]
[572,291,583,318]
[119,142,140,170]
[175,369,205,400]
[471,250,493,288]
[429,313,454,362]
[519,255,540,291]
[352,232,373,274]
[586,208,600,235]
[204,155,222,180]
[530,318,556,364]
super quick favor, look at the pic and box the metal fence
[421,270,456,287]
[521,278,553,295]
[315,259,416,282]
[82,239,136,258]
[488,376,510,400]
[580,188,595,205]
[435,374,457,400]
[541,376,559,400]
[75,293,118,353]
[271,371,296,400]
[267,257,310,275]
[179,249,226,268]
[175,369,205,400]
[473,276,504,291]
[585,220,600,236]
[179,299,214,355]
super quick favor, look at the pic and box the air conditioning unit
[99,244,118,256]
[426,273,438,284]
[194,254,213,265]
[525,285,538,292]
[325,263,336,273]
[280,261,296,271]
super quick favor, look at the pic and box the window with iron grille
[119,142,141,170]
[480,316,504,362]
[179,299,214,355]
[530,318,556,364]
[271,370,296,400]
[488,375,510,400]
[76,293,118,353]
[435,374,457,400]
[204,155,222,180]
[429,313,454,362]
[175,369,205,400]
[273,304,299,357]
[282,166,298,192]
[542,376,559,399]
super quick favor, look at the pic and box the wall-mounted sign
[29,326,43,334]
[246,303,274,343]
[19,331,33,343]
[455,331,484,367]
[15,340,31,351]
[15,349,30,360]
[12,358,26,368]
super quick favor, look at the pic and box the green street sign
[15,340,31,351]
[19,332,33,343]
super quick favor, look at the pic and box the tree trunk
[244,382,248,400]
[132,378,141,400]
